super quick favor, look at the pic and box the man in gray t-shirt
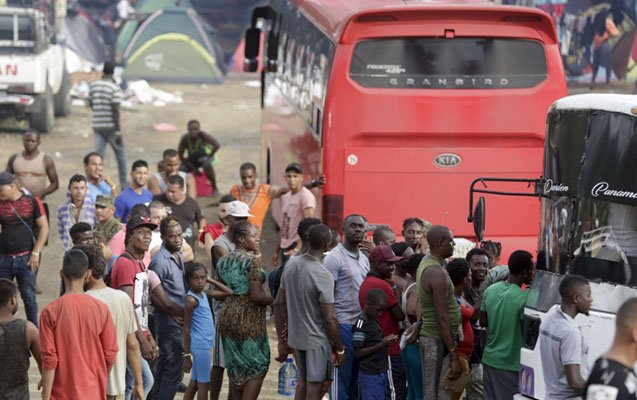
[274,224,345,400]
[282,255,333,348]
[539,275,592,399]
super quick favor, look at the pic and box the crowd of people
[1,63,637,400]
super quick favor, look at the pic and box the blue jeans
[125,357,153,400]
[359,371,387,400]
[0,254,37,325]
[331,323,359,400]
[148,323,184,400]
[94,128,127,187]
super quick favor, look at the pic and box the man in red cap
[358,245,407,399]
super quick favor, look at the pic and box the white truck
[0,3,70,132]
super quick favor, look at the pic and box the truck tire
[54,70,71,116]
[29,85,54,133]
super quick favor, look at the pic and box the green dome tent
[121,6,226,83]
[115,0,189,60]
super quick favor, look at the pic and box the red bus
[244,0,567,255]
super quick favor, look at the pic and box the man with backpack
[109,214,157,399]
[0,171,49,326]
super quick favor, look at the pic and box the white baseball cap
[227,201,254,218]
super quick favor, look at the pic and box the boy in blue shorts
[182,263,232,400]
[352,289,398,400]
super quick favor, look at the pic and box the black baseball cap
[285,162,303,174]
[126,215,157,232]
[0,171,17,186]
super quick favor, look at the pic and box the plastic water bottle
[277,357,297,396]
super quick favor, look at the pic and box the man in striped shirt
[89,61,127,189]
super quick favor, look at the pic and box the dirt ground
[0,74,285,399]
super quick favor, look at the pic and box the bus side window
[523,315,541,350]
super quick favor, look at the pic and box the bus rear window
[349,38,547,89]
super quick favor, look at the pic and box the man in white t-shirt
[277,162,317,265]
[539,274,592,399]
[77,244,143,400]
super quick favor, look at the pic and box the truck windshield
[0,14,35,51]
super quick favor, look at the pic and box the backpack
[105,251,136,287]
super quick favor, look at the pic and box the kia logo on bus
[433,153,461,168]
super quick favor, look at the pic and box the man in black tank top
[0,278,41,399]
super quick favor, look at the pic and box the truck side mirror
[473,196,486,242]
[244,27,261,72]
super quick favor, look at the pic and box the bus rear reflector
[501,15,542,22]
[357,15,397,22]
[323,194,344,233]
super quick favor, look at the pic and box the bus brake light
[323,194,344,233]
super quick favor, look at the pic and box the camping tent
[121,6,226,83]
[191,0,267,64]
[115,0,192,60]
[63,9,107,64]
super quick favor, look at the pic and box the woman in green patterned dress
[217,220,273,399]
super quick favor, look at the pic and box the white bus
[469,94,637,399]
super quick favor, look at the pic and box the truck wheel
[54,70,71,117]
[29,85,54,133]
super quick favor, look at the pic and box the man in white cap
[211,200,254,267]
[209,200,253,400]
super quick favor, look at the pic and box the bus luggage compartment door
[342,145,542,242]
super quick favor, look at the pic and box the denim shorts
[191,348,212,383]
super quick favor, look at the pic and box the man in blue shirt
[84,152,119,204]
[148,215,186,400]
[115,160,152,222]
[323,214,370,400]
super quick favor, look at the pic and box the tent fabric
[191,0,267,62]
[63,10,107,64]
[115,20,139,61]
[136,0,191,12]
[125,33,223,82]
[115,0,191,60]
[121,7,226,83]
[122,8,213,60]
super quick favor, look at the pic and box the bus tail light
[243,27,261,73]
[519,364,535,397]
[323,195,344,233]
[357,15,397,22]
[501,15,542,22]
